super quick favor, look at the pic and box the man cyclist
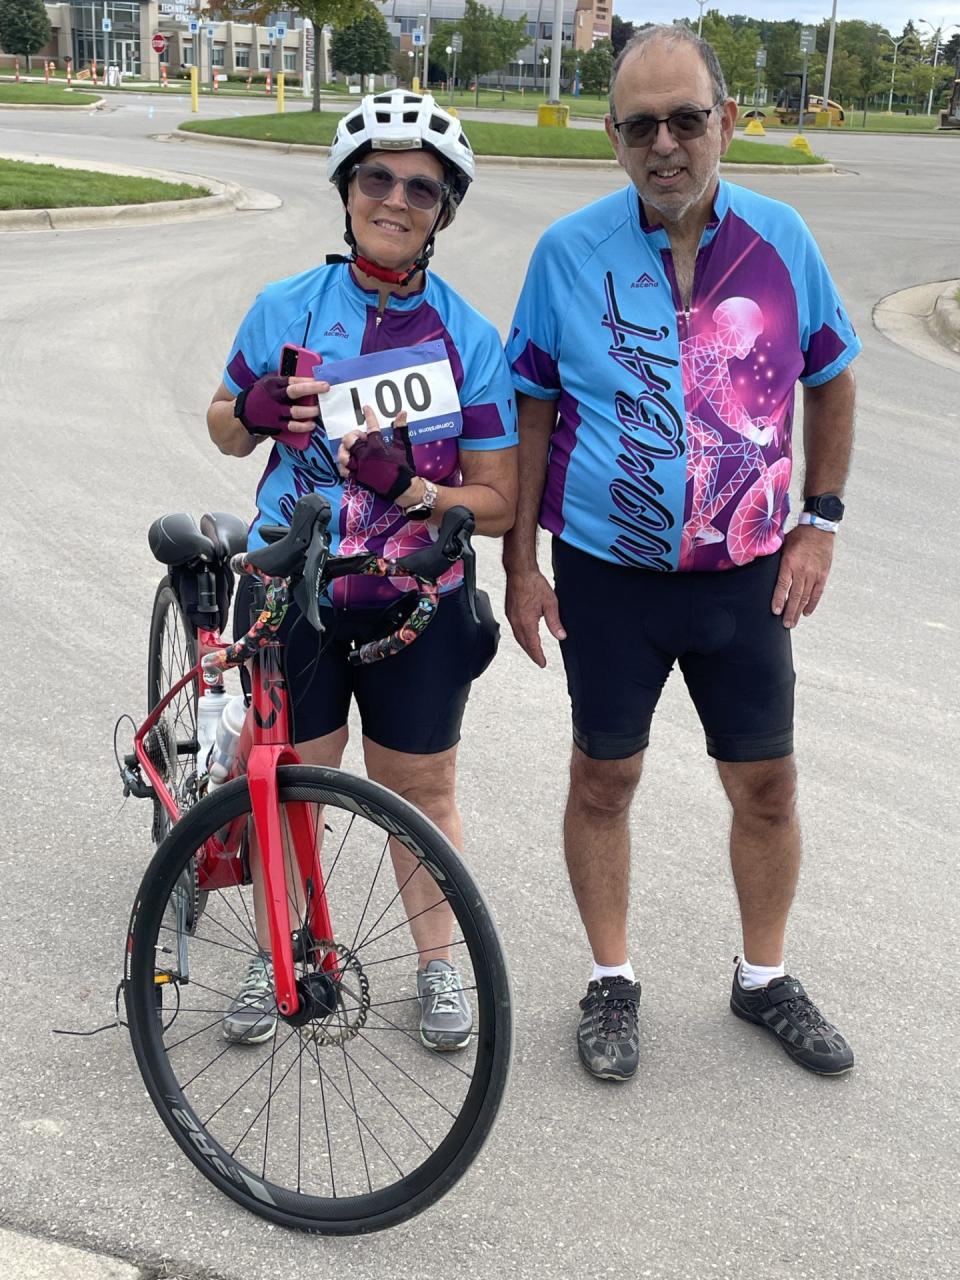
[504,27,859,1082]
[207,91,517,1051]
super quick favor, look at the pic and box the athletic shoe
[222,953,277,1045]
[417,959,472,1051]
[577,976,641,1081]
[730,966,854,1076]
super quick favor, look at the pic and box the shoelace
[422,969,463,1016]
[235,958,273,1008]
[781,994,829,1033]
[596,986,638,1040]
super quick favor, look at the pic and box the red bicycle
[120,494,512,1234]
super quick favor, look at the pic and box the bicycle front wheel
[124,766,512,1234]
[146,578,199,832]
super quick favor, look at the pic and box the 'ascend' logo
[630,273,658,289]
[325,321,349,338]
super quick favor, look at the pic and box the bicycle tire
[124,765,512,1234]
[146,578,199,834]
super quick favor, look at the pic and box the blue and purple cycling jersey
[507,180,861,572]
[223,263,517,605]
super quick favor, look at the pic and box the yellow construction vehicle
[773,77,845,126]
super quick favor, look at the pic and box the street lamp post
[408,47,415,88]
[517,57,524,96]
[542,54,549,91]
[881,33,905,114]
[917,19,960,116]
[694,0,708,37]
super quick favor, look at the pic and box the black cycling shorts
[552,539,795,763]
[233,578,499,756]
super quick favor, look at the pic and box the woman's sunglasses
[612,105,719,148]
[351,162,449,211]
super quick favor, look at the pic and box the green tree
[611,15,634,56]
[293,0,367,109]
[330,2,392,80]
[432,1,501,106]
[0,0,51,70]
[490,12,528,100]
[580,39,613,97]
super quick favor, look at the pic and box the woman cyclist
[206,91,518,1051]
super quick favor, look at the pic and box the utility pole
[822,0,838,126]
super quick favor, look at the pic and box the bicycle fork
[247,748,337,1019]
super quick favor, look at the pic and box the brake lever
[292,525,331,633]
[459,536,480,624]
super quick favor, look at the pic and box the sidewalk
[0,1227,142,1279]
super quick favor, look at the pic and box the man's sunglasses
[351,162,449,211]
[612,105,719,148]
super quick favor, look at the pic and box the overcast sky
[614,3,934,39]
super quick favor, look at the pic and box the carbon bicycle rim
[124,765,512,1233]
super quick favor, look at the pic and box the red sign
[151,33,166,53]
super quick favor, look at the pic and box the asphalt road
[1,96,958,1280]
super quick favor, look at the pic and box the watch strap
[798,512,840,533]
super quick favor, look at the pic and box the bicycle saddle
[149,512,248,567]
[200,512,248,562]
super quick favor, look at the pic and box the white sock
[737,958,785,990]
[591,960,635,984]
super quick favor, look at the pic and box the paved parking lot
[1,97,958,1279]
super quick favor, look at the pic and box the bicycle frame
[135,630,335,1022]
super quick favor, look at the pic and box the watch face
[806,494,844,522]
[816,494,844,522]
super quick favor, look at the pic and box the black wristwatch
[803,493,845,523]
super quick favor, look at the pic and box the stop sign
[151,32,166,54]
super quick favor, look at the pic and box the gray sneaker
[222,953,277,1045]
[417,959,472,1051]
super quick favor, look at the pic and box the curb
[0,98,103,110]
[930,283,960,353]
[0,150,280,231]
[164,129,836,173]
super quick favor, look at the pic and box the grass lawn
[0,158,208,210]
[0,83,100,106]
[737,107,950,133]
[180,110,824,163]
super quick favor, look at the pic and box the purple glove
[347,424,416,501]
[233,376,295,437]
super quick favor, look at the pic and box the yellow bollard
[537,103,570,127]
[791,134,813,155]
[277,72,285,113]
[744,117,766,136]
[190,65,199,113]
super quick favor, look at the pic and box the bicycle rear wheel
[124,765,512,1234]
[146,578,199,833]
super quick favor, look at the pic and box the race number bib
[314,342,462,444]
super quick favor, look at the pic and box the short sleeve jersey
[223,263,517,606]
[507,181,861,572]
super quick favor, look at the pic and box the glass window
[212,46,225,67]
[235,47,250,68]
[260,49,271,69]
[283,52,296,71]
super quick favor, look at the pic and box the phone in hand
[276,344,323,450]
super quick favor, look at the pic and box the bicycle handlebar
[202,495,477,677]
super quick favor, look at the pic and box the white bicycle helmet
[328,90,475,206]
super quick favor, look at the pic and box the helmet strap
[333,207,445,289]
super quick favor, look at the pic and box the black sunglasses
[351,162,449,211]
[612,105,719,148]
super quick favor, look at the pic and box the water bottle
[196,688,229,765]
[206,694,248,791]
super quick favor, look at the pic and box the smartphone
[276,344,323,450]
